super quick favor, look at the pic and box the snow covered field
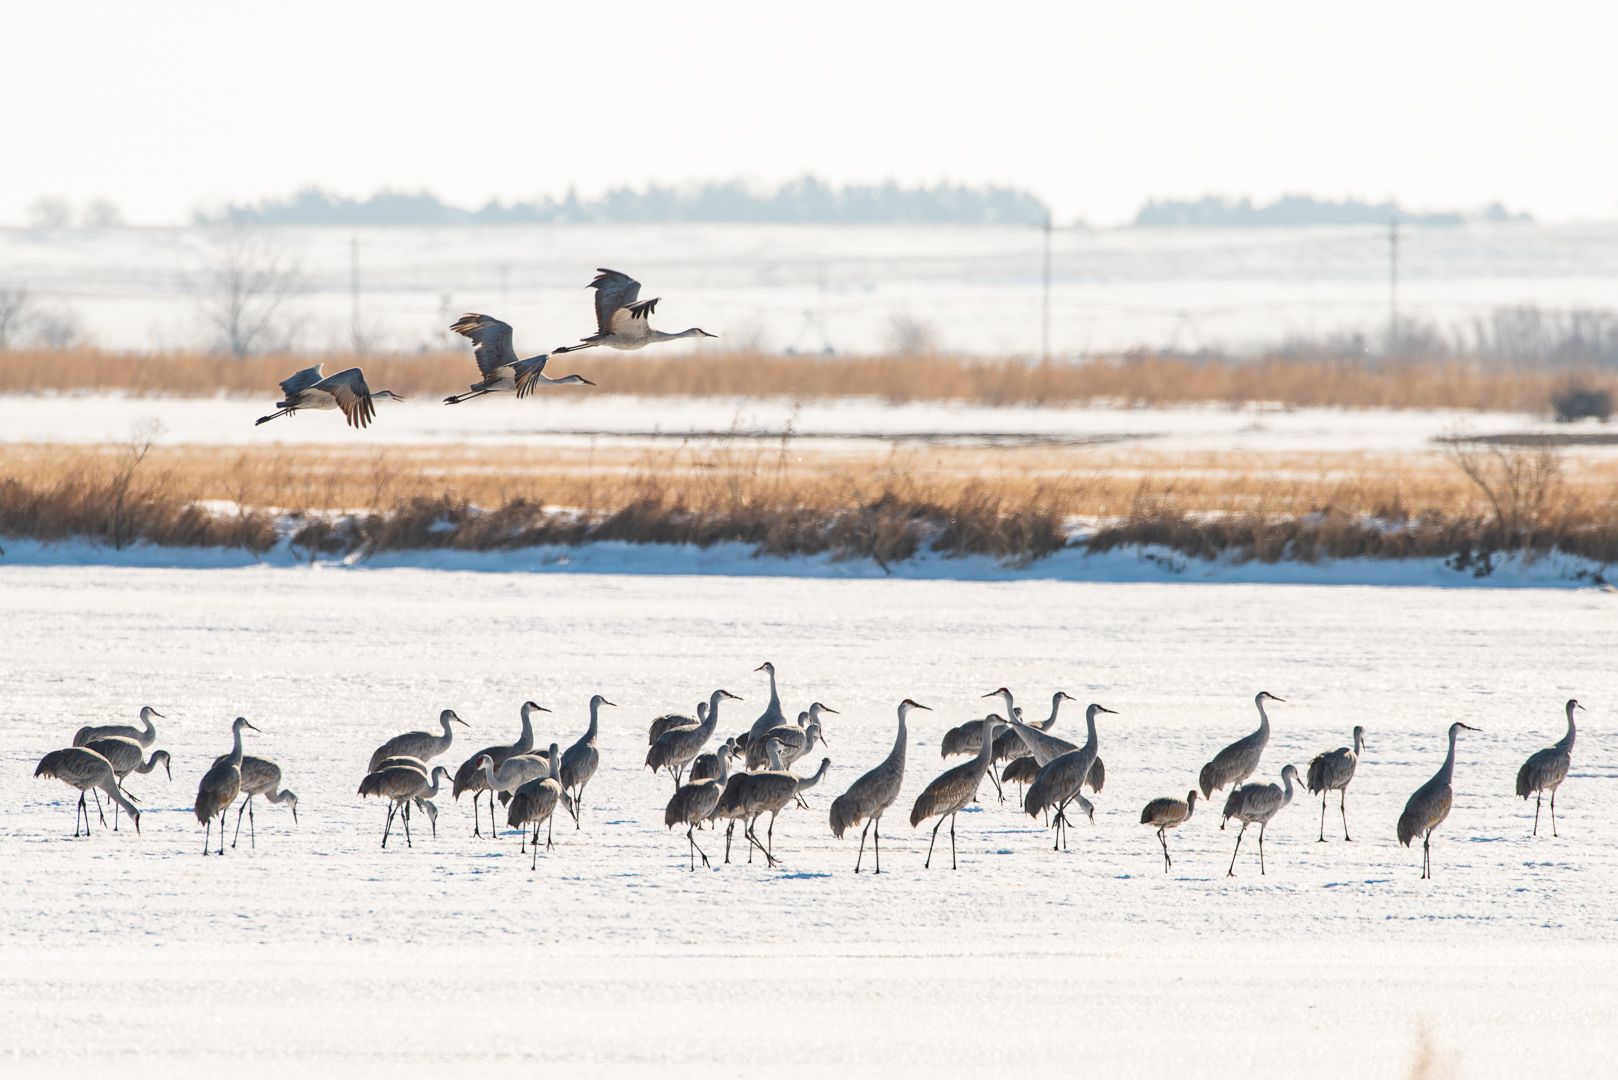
[3,565,1616,1078]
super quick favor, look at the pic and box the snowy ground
[3,392,1609,460]
[3,565,1616,1078]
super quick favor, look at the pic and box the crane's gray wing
[610,297,659,336]
[450,313,519,377]
[278,364,324,397]
[588,268,642,335]
[319,367,376,429]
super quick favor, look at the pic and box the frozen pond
[3,565,1616,1077]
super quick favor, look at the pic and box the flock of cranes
[254,268,712,428]
[30,672,1584,880]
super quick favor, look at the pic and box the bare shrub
[199,224,305,358]
[0,286,30,349]
[1550,381,1612,423]
[884,314,938,357]
[1448,439,1564,548]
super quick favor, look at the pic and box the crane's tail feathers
[1198,762,1219,800]
[1306,755,1329,794]
[1515,761,1533,799]
[828,794,857,838]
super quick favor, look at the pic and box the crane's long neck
[1438,726,1461,785]
[1280,769,1296,805]
[266,787,295,806]
[548,745,562,781]
[701,692,724,739]
[765,740,785,771]
[1352,727,1364,756]
[1560,704,1577,753]
[766,669,780,713]
[586,700,601,742]
[139,711,158,746]
[1083,707,1100,755]
[227,724,246,768]
[424,768,446,798]
[101,776,139,819]
[516,708,536,754]
[479,758,500,791]
[716,753,731,785]
[135,752,164,775]
[1043,693,1065,731]
[974,716,997,775]
[1253,697,1271,743]
[887,706,910,769]
[799,758,829,792]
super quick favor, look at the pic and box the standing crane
[73,705,162,748]
[1140,791,1198,872]
[1398,721,1481,878]
[1223,764,1300,876]
[560,694,615,826]
[34,746,140,837]
[551,268,716,354]
[215,755,299,849]
[195,717,260,856]
[667,751,731,870]
[911,713,1002,870]
[1200,691,1284,804]
[452,700,544,838]
[360,763,452,848]
[443,313,597,404]
[83,736,170,830]
[1305,725,1365,842]
[713,739,828,867]
[1516,699,1581,837]
[368,710,469,774]
[507,744,569,867]
[745,661,787,743]
[648,689,741,788]
[254,365,402,429]
[649,701,707,744]
[829,699,928,873]
[1024,703,1116,852]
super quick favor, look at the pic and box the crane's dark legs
[949,813,958,870]
[91,791,107,828]
[1550,788,1559,838]
[442,389,493,405]
[216,812,227,855]
[471,791,483,838]
[724,821,734,863]
[203,813,211,854]
[766,812,777,861]
[74,792,89,838]
[1258,821,1267,875]
[925,816,944,869]
[1340,789,1351,841]
[382,803,396,848]
[1318,792,1327,842]
[1421,830,1431,878]
[854,819,871,873]
[1228,822,1247,876]
[254,408,293,426]
[402,800,413,848]
[873,821,882,874]
[546,815,554,850]
[1158,826,1172,872]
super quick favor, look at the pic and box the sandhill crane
[648,689,740,788]
[749,702,836,770]
[195,717,259,856]
[1517,699,1581,837]
[1306,725,1365,842]
[1223,764,1300,876]
[745,661,787,742]
[73,705,162,748]
[1025,704,1116,851]
[370,756,441,837]
[911,713,1002,870]
[991,689,1102,819]
[830,699,928,873]
[443,313,597,404]
[34,746,140,837]
[360,763,452,848]
[560,694,614,826]
[210,755,299,849]
[715,740,828,867]
[475,749,556,806]
[368,710,469,774]
[1200,691,1284,803]
[1140,790,1198,872]
[993,692,1072,772]
[649,701,707,745]
[689,737,736,784]
[507,744,569,866]
[255,365,401,429]
[667,750,731,870]
[83,737,170,830]
[551,268,716,354]
[1398,722,1481,878]
[453,701,544,838]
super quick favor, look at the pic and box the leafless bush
[28,306,87,351]
[0,286,30,349]
[1448,438,1564,548]
[198,223,305,358]
[885,313,938,357]
[26,197,72,229]
[1550,381,1612,423]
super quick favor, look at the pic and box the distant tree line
[198,176,1053,227]
[1133,194,1531,228]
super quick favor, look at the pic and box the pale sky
[7,1,1617,226]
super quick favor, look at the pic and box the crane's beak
[603,699,619,708]
[163,760,173,781]
[914,702,933,711]
[151,710,167,719]
[245,721,262,733]
[453,717,470,727]
[291,803,300,825]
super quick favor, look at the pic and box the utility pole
[1041,211,1053,363]
[1387,215,1400,354]
[349,234,363,353]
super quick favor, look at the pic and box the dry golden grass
[3,346,1614,413]
[4,435,1616,569]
